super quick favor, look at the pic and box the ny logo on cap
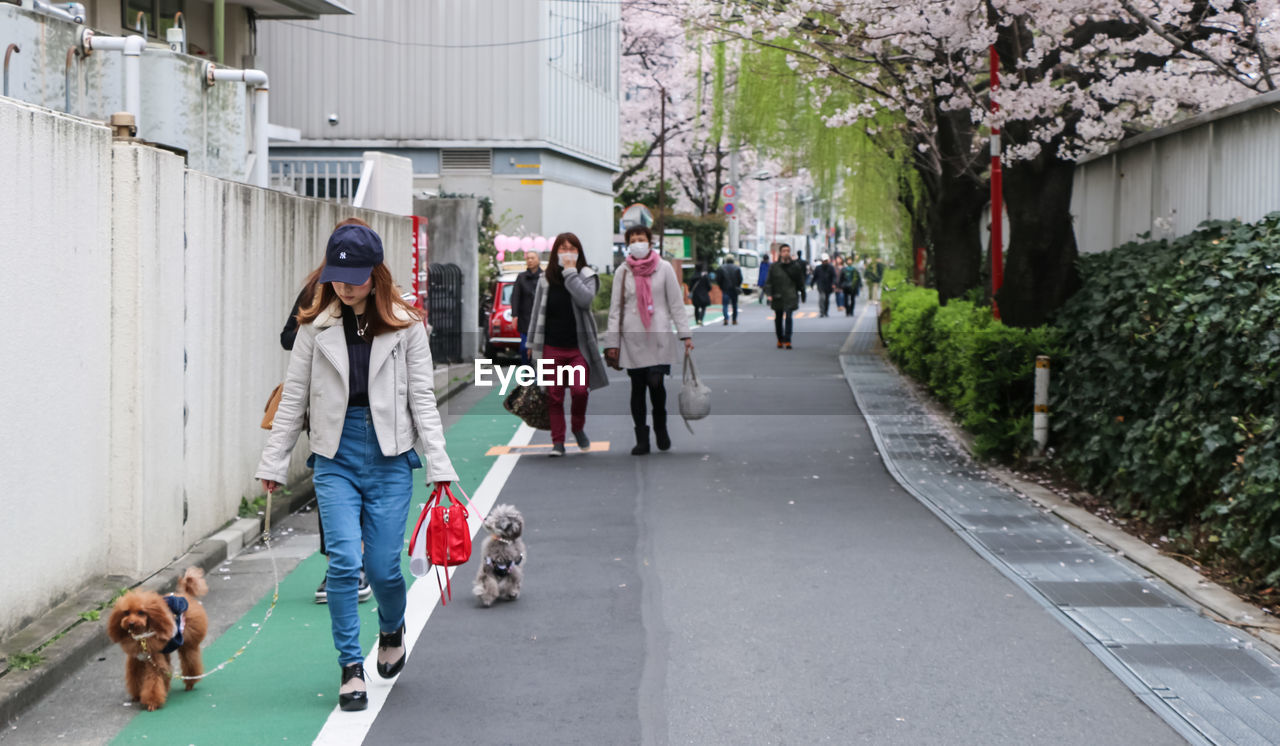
[339,252,347,259]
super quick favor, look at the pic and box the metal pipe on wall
[3,44,18,98]
[64,46,77,113]
[80,30,146,128]
[204,63,269,188]
[213,0,225,64]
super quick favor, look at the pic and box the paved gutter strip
[0,365,472,727]
[840,339,1280,746]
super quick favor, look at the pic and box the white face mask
[628,242,651,259]
[558,251,578,266]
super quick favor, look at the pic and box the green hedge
[881,282,1062,460]
[1052,213,1280,584]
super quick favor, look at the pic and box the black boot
[376,624,406,679]
[339,662,368,711]
[653,411,671,451]
[631,426,651,455]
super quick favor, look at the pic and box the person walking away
[866,257,885,302]
[795,249,810,304]
[508,250,542,363]
[765,244,805,349]
[812,253,837,318]
[604,226,694,455]
[257,222,458,712]
[526,233,609,456]
[280,241,372,606]
[840,258,862,317]
[756,252,772,304]
[688,262,712,326]
[832,255,846,311]
[716,254,743,325]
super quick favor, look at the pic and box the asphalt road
[1,293,1185,746]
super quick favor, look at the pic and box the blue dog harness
[159,595,189,654]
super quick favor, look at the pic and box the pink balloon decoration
[496,249,506,263]
[532,236,549,252]
[495,235,509,252]
[520,236,535,251]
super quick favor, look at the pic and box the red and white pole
[990,45,1004,320]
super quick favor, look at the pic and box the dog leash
[134,491,282,682]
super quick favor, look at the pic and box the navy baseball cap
[319,224,384,285]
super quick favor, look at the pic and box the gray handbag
[678,351,711,431]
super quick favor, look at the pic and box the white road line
[313,423,536,746]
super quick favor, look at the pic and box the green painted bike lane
[113,387,516,745]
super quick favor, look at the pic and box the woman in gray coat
[526,232,609,456]
[603,225,694,455]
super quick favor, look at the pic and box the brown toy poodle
[106,567,209,711]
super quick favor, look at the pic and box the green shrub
[593,272,614,312]
[881,283,1060,460]
[1053,212,1280,584]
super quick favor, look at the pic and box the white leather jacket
[255,301,458,485]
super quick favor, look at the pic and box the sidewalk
[0,362,474,729]
[839,315,1280,745]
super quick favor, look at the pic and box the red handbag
[408,484,473,604]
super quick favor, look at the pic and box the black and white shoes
[339,662,368,711]
[376,624,407,679]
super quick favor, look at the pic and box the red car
[484,271,522,359]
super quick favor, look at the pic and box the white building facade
[258,0,621,267]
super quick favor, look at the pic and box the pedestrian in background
[526,233,609,456]
[716,254,743,325]
[508,250,542,364]
[833,255,846,312]
[866,256,886,303]
[765,244,805,349]
[840,257,862,317]
[257,222,457,712]
[757,252,772,304]
[604,225,694,455]
[812,253,836,318]
[795,249,810,304]
[688,262,712,326]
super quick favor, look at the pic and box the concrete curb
[871,347,1280,660]
[0,367,473,727]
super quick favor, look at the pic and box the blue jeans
[722,293,739,323]
[313,406,418,665]
[518,332,528,363]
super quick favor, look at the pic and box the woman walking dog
[256,222,457,711]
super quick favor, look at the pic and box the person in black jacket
[508,250,542,363]
[688,262,713,326]
[795,249,810,303]
[716,255,744,325]
[812,253,837,317]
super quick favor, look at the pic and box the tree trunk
[996,154,1081,327]
[927,108,986,304]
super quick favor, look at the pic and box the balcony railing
[269,157,364,205]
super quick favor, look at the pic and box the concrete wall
[0,99,113,641]
[2,4,250,181]
[413,198,481,359]
[1072,90,1280,253]
[0,94,411,641]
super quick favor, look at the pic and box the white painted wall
[0,99,113,638]
[1071,90,1280,254]
[0,94,412,641]
[541,180,614,270]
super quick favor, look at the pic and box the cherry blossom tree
[680,0,1280,324]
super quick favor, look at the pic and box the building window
[122,0,184,38]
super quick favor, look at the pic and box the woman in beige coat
[603,225,694,454]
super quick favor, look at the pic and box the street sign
[724,202,735,215]
[721,184,737,199]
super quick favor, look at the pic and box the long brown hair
[545,232,587,285]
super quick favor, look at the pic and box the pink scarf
[625,250,662,330]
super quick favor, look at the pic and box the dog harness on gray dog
[159,595,189,655]
[485,554,524,578]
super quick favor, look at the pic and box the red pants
[542,345,589,444]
